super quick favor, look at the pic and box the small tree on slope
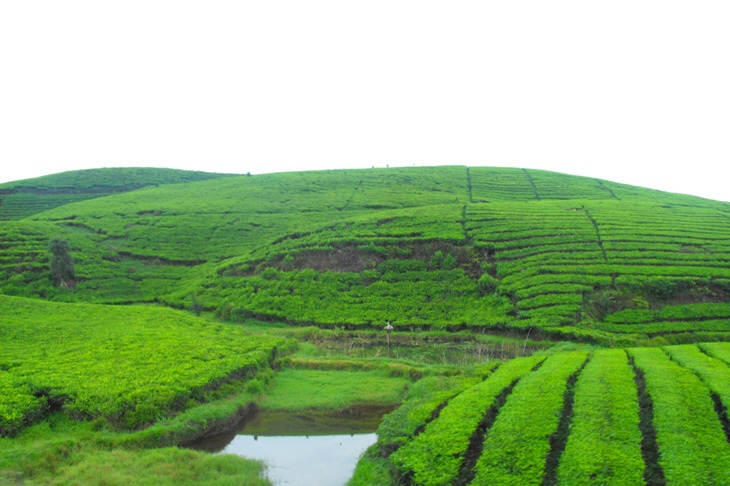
[49,239,75,289]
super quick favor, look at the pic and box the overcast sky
[1,1,728,201]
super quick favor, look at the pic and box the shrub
[478,274,499,294]
[429,251,444,270]
[281,253,295,270]
[261,267,279,280]
[429,251,458,270]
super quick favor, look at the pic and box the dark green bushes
[429,250,457,270]
[478,274,498,294]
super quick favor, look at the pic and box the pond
[190,406,393,486]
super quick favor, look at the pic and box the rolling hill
[1,166,728,344]
[0,167,231,220]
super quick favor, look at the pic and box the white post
[384,321,394,357]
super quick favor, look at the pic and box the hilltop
[0,165,727,344]
[0,167,232,220]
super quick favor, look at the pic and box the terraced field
[377,344,730,485]
[471,200,730,331]
[0,166,727,344]
[0,167,229,220]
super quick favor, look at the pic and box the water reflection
[222,433,376,485]
[190,407,392,486]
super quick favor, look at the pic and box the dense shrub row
[597,319,730,334]
[196,268,515,329]
[0,374,46,436]
[701,342,730,364]
[467,198,729,335]
[557,349,643,485]
[0,296,284,434]
[665,345,730,413]
[628,347,730,484]
[0,167,228,220]
[376,373,489,453]
[378,345,730,485]
[391,355,543,485]
[472,351,588,485]
[607,303,730,323]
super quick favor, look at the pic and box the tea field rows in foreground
[379,344,730,485]
[0,295,285,435]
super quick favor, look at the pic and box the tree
[430,250,458,270]
[49,239,75,288]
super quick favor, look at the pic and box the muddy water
[190,406,392,486]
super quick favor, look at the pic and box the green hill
[0,167,232,220]
[1,166,727,343]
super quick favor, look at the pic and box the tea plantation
[1,166,727,343]
[0,295,284,435]
[377,344,730,485]
[1,166,729,484]
[0,167,231,220]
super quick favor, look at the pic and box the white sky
[0,1,728,202]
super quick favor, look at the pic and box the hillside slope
[0,167,232,220]
[1,166,728,343]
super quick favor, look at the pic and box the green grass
[259,369,409,411]
[0,380,272,485]
[1,444,270,486]
[376,370,493,452]
[346,444,393,486]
